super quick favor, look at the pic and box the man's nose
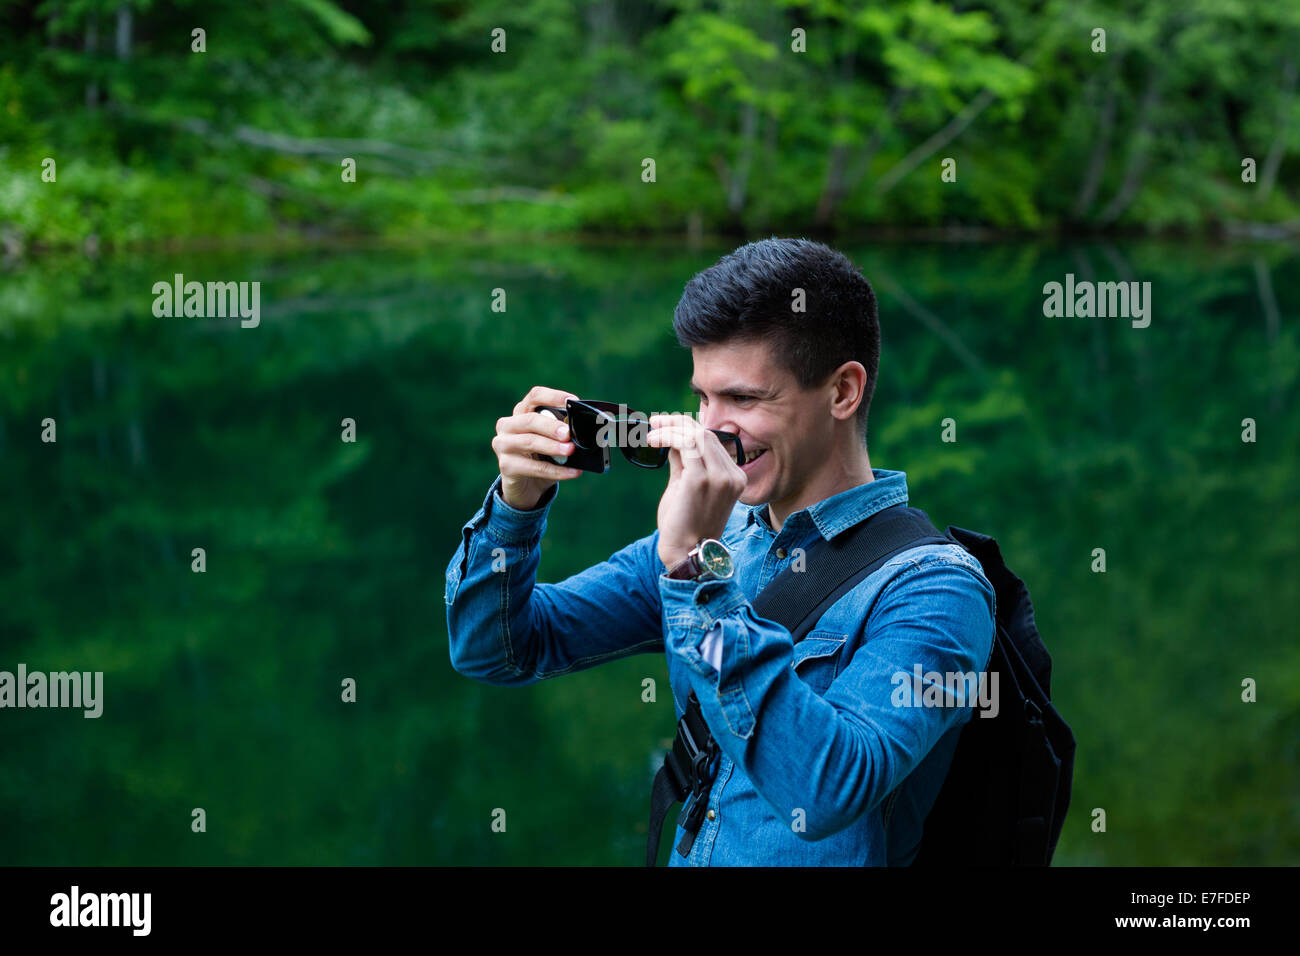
[696,408,736,434]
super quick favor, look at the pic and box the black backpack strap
[645,503,953,865]
[753,506,952,643]
[644,692,720,865]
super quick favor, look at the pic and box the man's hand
[647,413,747,570]
[492,386,584,510]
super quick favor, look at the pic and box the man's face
[688,339,831,509]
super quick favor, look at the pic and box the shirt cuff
[483,475,558,547]
[658,575,747,677]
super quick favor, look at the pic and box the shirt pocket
[791,630,847,695]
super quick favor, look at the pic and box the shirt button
[697,590,711,604]
[707,809,716,821]
[776,548,787,559]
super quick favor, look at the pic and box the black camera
[535,406,609,474]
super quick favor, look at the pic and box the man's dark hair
[672,237,880,443]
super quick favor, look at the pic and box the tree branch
[111,105,495,173]
[873,88,996,197]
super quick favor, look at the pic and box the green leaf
[284,0,371,47]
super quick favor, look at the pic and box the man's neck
[767,444,874,534]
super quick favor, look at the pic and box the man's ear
[829,361,867,421]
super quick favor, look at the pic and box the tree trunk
[816,141,847,227]
[1254,258,1282,413]
[817,85,909,227]
[84,17,99,109]
[814,142,849,229]
[847,87,909,192]
[1096,74,1161,224]
[1071,248,1109,379]
[1073,68,1120,218]
[1099,242,1150,390]
[727,100,759,219]
[813,50,856,229]
[115,4,133,60]
[1259,60,1296,198]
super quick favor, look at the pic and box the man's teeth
[743,449,766,464]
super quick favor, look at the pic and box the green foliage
[0,0,1295,251]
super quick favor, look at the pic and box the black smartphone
[534,406,608,474]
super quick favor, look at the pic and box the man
[445,237,996,865]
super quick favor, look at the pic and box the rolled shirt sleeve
[446,476,665,685]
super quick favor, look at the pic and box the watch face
[699,539,734,578]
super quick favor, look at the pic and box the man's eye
[734,395,755,404]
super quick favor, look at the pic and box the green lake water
[1,239,1296,865]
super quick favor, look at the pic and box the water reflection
[0,240,1295,865]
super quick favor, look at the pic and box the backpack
[908,523,1075,865]
[646,504,1075,866]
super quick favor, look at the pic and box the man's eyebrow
[689,381,777,399]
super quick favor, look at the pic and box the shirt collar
[745,469,910,541]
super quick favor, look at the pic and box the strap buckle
[675,750,719,855]
[680,706,718,775]
[671,703,720,856]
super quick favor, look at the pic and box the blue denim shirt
[445,468,996,866]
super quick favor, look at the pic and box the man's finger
[645,425,709,463]
[499,410,573,440]
[502,458,584,482]
[492,429,575,459]
[514,386,578,417]
[648,415,732,471]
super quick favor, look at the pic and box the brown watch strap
[665,547,701,580]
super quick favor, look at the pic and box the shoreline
[5,219,1299,267]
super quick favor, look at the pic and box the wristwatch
[665,538,735,581]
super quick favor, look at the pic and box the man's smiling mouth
[742,448,767,467]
